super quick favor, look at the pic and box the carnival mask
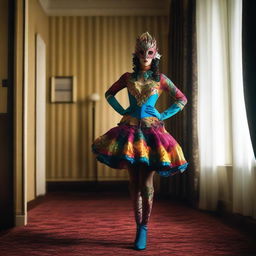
[134,32,161,60]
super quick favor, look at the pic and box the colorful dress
[91,72,189,177]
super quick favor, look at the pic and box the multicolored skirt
[91,115,189,177]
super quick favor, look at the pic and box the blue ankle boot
[134,225,139,243]
[134,224,148,250]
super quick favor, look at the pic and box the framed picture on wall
[50,76,77,103]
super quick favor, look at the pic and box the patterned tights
[141,185,154,225]
[128,165,155,226]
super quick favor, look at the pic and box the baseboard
[46,180,130,193]
[27,181,131,211]
[15,214,27,226]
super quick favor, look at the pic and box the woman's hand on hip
[144,105,162,120]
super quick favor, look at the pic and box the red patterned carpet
[0,191,256,256]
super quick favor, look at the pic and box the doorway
[0,0,15,230]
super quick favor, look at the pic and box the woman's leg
[127,164,142,226]
[139,167,155,226]
[133,165,155,250]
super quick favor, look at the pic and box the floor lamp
[88,93,100,190]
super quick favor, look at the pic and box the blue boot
[134,224,148,250]
[134,225,139,243]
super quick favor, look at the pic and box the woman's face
[139,57,153,68]
[137,48,156,68]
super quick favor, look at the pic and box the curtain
[230,0,256,218]
[197,0,256,218]
[242,0,256,159]
[166,0,200,207]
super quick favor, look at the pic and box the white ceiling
[38,0,171,16]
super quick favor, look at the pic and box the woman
[91,32,189,250]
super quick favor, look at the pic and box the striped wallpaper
[47,16,169,182]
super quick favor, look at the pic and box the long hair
[132,55,160,82]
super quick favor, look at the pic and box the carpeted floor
[0,191,256,256]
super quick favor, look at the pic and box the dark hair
[132,55,160,82]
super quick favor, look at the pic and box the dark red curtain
[162,0,199,208]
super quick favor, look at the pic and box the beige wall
[47,16,169,183]
[27,0,49,202]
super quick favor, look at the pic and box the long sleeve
[159,74,188,120]
[105,72,128,115]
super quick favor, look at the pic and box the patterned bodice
[105,72,187,120]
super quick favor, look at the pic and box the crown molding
[38,0,170,16]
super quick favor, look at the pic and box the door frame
[35,33,46,197]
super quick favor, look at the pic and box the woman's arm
[105,72,129,115]
[159,74,188,120]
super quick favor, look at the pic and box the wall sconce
[88,93,100,103]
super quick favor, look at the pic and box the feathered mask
[134,32,161,60]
